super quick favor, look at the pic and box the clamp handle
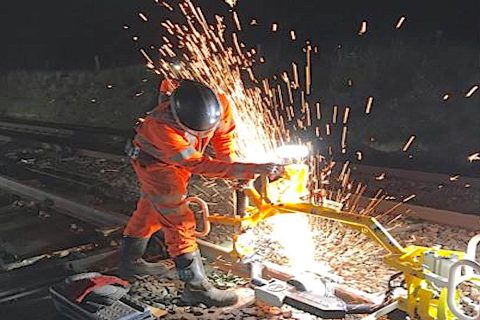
[185,197,211,237]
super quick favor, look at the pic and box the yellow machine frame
[202,168,480,320]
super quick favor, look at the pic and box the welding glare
[276,144,309,161]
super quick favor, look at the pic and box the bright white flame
[276,144,309,160]
[269,214,316,271]
[235,229,256,257]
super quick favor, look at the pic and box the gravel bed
[129,270,323,319]
[3,145,478,317]
[353,170,480,214]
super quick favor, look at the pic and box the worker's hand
[234,179,250,188]
[254,163,285,180]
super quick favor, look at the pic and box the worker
[120,79,284,307]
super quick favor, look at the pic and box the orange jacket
[133,93,257,180]
[159,78,180,95]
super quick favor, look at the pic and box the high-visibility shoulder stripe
[171,147,198,163]
[135,135,165,160]
[135,134,199,164]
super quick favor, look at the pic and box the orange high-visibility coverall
[124,87,257,257]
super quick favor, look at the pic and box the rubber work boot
[174,250,238,307]
[118,237,170,280]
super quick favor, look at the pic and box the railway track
[0,141,265,319]
[0,171,393,320]
[0,189,120,319]
[0,162,477,319]
[0,117,478,216]
[0,117,478,319]
[0,117,129,156]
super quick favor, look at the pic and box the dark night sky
[0,0,479,174]
[1,0,479,71]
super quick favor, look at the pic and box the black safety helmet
[170,80,222,133]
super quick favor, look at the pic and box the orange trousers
[124,160,197,257]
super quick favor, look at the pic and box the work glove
[254,163,285,180]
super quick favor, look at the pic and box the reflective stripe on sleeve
[171,147,198,163]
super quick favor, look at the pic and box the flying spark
[138,12,148,22]
[375,173,386,181]
[139,48,154,65]
[224,0,237,7]
[292,62,299,88]
[341,126,348,149]
[232,11,242,31]
[395,16,406,29]
[358,20,367,35]
[156,0,284,162]
[154,0,431,292]
[332,105,338,124]
[468,153,480,162]
[160,1,174,11]
[356,151,363,161]
[290,30,297,41]
[305,43,312,95]
[402,135,416,152]
[365,96,374,114]
[449,175,460,181]
[315,102,321,120]
[465,85,479,97]
[343,106,350,124]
